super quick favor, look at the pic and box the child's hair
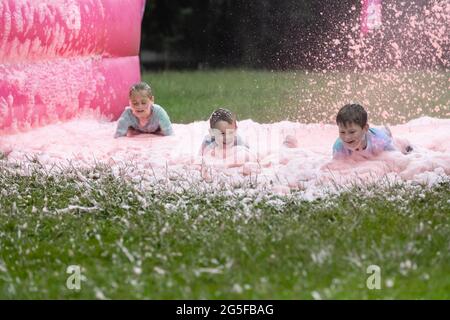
[129,82,153,98]
[209,108,235,128]
[336,103,368,127]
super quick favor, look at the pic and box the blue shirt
[200,134,249,154]
[114,104,173,138]
[333,127,395,159]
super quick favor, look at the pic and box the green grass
[144,69,449,124]
[0,162,449,299]
[144,70,300,124]
[1,69,449,299]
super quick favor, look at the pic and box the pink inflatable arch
[0,0,146,132]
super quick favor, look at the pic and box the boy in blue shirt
[114,82,173,138]
[332,103,412,159]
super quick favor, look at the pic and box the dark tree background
[140,0,360,70]
[140,0,440,70]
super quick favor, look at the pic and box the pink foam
[2,116,449,197]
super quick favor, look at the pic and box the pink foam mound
[2,116,449,199]
[0,0,146,133]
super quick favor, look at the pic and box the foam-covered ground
[1,116,449,199]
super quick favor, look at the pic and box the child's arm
[371,127,396,153]
[384,142,396,151]
[199,135,215,155]
[200,141,209,156]
[332,139,348,160]
[114,109,134,138]
[155,107,174,136]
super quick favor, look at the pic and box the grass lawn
[0,69,449,299]
[144,69,449,125]
[0,163,449,299]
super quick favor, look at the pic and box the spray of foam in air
[290,0,449,125]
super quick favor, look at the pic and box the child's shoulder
[152,104,166,113]
[369,127,388,137]
[368,126,395,151]
[368,126,393,145]
[332,137,345,151]
[202,134,215,145]
[369,126,381,132]
[332,138,351,159]
[120,106,134,117]
[152,104,170,116]
[200,135,216,154]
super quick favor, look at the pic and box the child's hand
[393,137,414,154]
[126,128,140,137]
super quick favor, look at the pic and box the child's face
[210,120,237,147]
[338,122,369,150]
[130,90,154,120]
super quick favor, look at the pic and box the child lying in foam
[332,103,412,159]
[200,108,249,155]
[114,82,173,138]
